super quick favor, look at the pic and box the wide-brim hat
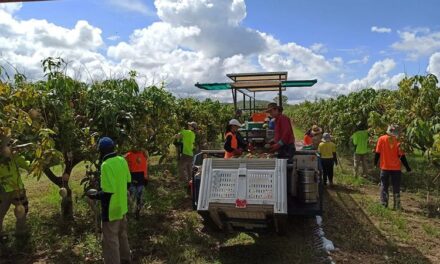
[311,125,322,135]
[228,119,242,127]
[386,124,399,136]
[322,132,331,142]
[187,121,198,129]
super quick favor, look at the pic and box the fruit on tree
[14,204,25,218]
[59,187,68,198]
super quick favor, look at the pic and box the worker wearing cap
[266,103,295,161]
[0,140,30,238]
[224,119,246,159]
[175,122,196,181]
[87,137,131,264]
[375,125,411,210]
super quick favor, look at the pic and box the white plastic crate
[197,158,287,215]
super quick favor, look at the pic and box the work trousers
[0,190,28,235]
[102,215,131,264]
[178,154,193,181]
[321,158,335,185]
[380,170,401,208]
[354,153,368,177]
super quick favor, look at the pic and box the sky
[1,0,440,103]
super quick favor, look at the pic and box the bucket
[297,169,318,203]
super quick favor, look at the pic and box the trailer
[192,72,321,233]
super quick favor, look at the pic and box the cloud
[108,0,153,16]
[107,35,120,41]
[392,28,440,60]
[371,26,391,33]
[310,43,327,54]
[0,0,412,104]
[348,56,369,65]
[427,52,440,77]
[345,58,404,91]
[154,0,265,58]
[0,2,22,14]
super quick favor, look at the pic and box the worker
[303,129,313,147]
[224,119,246,158]
[351,122,370,178]
[87,137,132,264]
[125,148,148,219]
[175,122,197,181]
[375,125,411,210]
[0,141,30,239]
[311,125,323,149]
[266,103,295,161]
[317,133,337,186]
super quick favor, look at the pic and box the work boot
[381,192,388,208]
[393,193,401,210]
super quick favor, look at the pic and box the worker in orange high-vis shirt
[224,119,246,159]
[375,125,411,210]
[125,149,148,219]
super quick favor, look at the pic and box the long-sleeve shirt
[274,114,295,146]
[0,155,29,193]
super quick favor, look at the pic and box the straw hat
[311,125,322,135]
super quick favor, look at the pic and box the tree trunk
[43,157,80,221]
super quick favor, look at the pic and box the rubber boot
[393,193,401,210]
[381,192,388,208]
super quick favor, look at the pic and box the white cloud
[427,52,440,77]
[392,28,440,60]
[0,2,22,14]
[107,35,120,41]
[371,26,391,33]
[0,0,413,103]
[108,0,153,16]
[310,43,327,54]
[346,58,404,92]
[348,56,369,65]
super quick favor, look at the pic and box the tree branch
[43,167,62,187]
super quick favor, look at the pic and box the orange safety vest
[224,131,238,159]
[125,151,149,180]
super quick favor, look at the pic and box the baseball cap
[98,137,115,151]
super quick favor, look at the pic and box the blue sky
[1,0,440,102]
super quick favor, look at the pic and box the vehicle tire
[275,215,288,235]
[199,211,221,232]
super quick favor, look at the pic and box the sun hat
[322,133,331,142]
[187,121,198,129]
[311,125,322,135]
[386,124,399,137]
[229,119,242,127]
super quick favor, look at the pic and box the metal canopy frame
[195,72,317,113]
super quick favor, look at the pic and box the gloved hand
[406,166,412,172]
[86,189,99,200]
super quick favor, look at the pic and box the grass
[2,158,324,264]
[2,150,439,263]
[421,223,440,238]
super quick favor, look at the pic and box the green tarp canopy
[195,79,317,91]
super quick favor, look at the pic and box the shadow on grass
[217,217,327,264]
[324,186,432,264]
